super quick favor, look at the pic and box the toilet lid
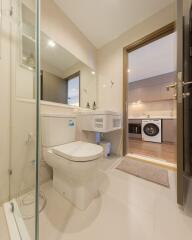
[52,141,103,162]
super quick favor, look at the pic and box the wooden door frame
[123,22,176,156]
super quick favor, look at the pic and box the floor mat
[116,158,170,187]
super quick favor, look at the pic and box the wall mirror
[18,1,97,108]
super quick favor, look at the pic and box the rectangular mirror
[19,2,97,108]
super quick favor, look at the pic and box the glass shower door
[9,0,40,239]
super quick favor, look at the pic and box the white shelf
[21,2,35,68]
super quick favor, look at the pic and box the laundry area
[127,32,177,165]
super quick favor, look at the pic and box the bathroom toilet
[41,114,104,210]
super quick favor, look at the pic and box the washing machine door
[143,123,159,137]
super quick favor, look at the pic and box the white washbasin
[79,110,122,132]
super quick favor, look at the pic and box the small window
[67,73,80,106]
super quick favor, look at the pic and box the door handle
[166,81,192,91]
[166,72,192,100]
[183,81,192,86]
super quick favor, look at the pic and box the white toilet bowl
[43,141,103,210]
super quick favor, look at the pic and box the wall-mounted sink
[79,110,122,133]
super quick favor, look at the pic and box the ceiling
[128,32,177,83]
[55,0,174,48]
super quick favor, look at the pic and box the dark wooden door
[177,0,192,206]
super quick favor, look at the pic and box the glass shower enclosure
[3,0,40,239]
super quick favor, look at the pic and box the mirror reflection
[20,3,97,108]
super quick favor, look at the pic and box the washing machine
[142,119,162,143]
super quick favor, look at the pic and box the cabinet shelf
[21,3,35,68]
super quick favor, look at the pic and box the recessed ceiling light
[91,71,96,75]
[48,40,56,48]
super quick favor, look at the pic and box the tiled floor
[128,138,176,163]
[0,206,10,240]
[1,157,192,240]
[24,158,192,240]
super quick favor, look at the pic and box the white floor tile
[10,157,192,240]
[0,206,10,240]
[106,169,161,214]
[153,195,192,240]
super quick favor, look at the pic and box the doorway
[123,23,177,169]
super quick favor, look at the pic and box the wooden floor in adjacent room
[128,138,177,164]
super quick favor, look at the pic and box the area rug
[116,158,170,187]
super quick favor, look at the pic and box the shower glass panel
[9,0,40,239]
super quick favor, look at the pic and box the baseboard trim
[126,153,177,171]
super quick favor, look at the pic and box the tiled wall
[128,100,176,118]
[128,72,177,118]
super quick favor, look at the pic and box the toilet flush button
[68,120,75,127]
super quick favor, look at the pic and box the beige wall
[96,3,176,156]
[97,3,176,112]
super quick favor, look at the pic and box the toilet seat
[52,141,103,162]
